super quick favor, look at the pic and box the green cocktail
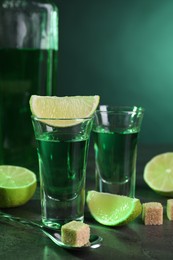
[32,117,93,228]
[37,133,88,227]
[93,127,138,197]
[93,106,144,197]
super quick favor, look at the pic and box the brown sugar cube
[61,221,90,247]
[167,199,173,220]
[142,202,163,225]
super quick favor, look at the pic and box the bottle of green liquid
[0,0,58,175]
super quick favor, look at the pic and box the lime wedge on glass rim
[29,95,100,127]
[144,152,173,196]
[0,165,37,208]
[86,190,142,226]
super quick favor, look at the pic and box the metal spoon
[0,211,102,250]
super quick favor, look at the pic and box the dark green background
[55,0,173,145]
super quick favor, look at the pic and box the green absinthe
[93,127,138,196]
[0,48,58,171]
[37,132,89,225]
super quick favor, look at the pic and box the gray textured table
[0,144,173,260]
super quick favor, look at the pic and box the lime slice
[0,165,37,208]
[29,95,100,127]
[144,152,173,196]
[86,190,142,226]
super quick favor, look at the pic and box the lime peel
[86,190,142,226]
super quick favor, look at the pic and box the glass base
[96,174,135,197]
[42,216,84,229]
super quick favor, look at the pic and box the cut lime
[86,190,142,226]
[29,95,100,127]
[0,165,37,208]
[144,152,173,196]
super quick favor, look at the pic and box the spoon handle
[0,211,42,229]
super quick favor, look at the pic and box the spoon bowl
[0,212,102,250]
[43,226,102,250]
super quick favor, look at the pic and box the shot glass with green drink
[30,95,100,228]
[92,106,144,198]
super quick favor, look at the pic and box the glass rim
[96,105,145,114]
[31,115,94,121]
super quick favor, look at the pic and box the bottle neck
[0,0,58,50]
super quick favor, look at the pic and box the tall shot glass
[92,106,144,198]
[32,116,94,228]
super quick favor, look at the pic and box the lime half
[86,190,142,226]
[29,95,100,127]
[144,152,173,196]
[0,165,37,208]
